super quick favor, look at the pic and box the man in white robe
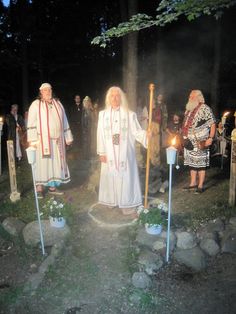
[97,86,149,215]
[27,83,73,198]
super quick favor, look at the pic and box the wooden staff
[144,83,155,208]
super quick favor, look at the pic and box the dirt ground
[0,153,236,314]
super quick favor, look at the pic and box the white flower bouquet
[42,197,68,221]
[137,200,168,227]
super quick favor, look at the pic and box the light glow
[171,136,176,146]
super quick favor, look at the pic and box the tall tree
[120,0,138,109]
[210,20,221,115]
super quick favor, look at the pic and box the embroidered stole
[103,107,129,174]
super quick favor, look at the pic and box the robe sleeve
[97,110,106,155]
[130,112,148,148]
[27,100,39,143]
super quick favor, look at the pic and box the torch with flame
[221,112,230,126]
[0,116,3,130]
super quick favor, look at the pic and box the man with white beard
[182,90,216,194]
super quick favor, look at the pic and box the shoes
[194,187,204,194]
[182,185,197,191]
[37,191,44,199]
[48,188,64,196]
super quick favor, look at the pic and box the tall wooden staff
[144,83,155,208]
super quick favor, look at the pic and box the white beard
[186,99,199,112]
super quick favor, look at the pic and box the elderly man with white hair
[97,86,150,215]
[27,83,73,198]
[182,90,216,194]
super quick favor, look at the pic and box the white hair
[105,86,128,111]
[186,90,205,111]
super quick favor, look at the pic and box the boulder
[200,238,220,256]
[138,249,163,275]
[174,246,206,271]
[2,217,25,236]
[132,272,152,289]
[176,231,197,249]
[136,227,161,250]
[23,220,70,247]
[229,217,236,228]
[205,218,224,233]
[221,227,236,253]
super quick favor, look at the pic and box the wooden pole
[144,83,155,208]
[7,140,21,202]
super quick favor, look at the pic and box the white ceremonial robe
[97,107,147,208]
[27,99,73,186]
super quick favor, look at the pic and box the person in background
[91,101,99,157]
[97,86,150,215]
[27,83,73,198]
[182,90,216,194]
[136,98,148,168]
[211,121,230,158]
[5,104,25,162]
[156,93,168,148]
[166,113,182,151]
[149,99,161,166]
[81,96,93,158]
[69,94,82,142]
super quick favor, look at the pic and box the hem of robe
[35,177,70,186]
[98,200,142,209]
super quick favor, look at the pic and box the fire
[223,111,230,117]
[171,136,176,146]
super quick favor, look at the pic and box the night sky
[0,1,235,122]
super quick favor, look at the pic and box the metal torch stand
[166,163,173,263]
[30,163,45,255]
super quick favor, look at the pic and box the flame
[171,136,176,146]
[223,111,230,117]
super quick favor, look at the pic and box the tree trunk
[120,0,138,110]
[156,30,164,94]
[21,37,29,112]
[211,20,221,116]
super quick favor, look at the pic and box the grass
[0,285,25,309]
[127,287,168,313]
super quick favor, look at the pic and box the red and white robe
[27,99,73,186]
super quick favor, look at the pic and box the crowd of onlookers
[0,90,234,168]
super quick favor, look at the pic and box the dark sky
[0,1,235,121]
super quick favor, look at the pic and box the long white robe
[97,107,147,208]
[27,99,73,186]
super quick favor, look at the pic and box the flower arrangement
[42,197,68,221]
[137,202,168,227]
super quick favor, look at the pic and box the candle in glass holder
[26,147,36,165]
[166,137,177,165]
